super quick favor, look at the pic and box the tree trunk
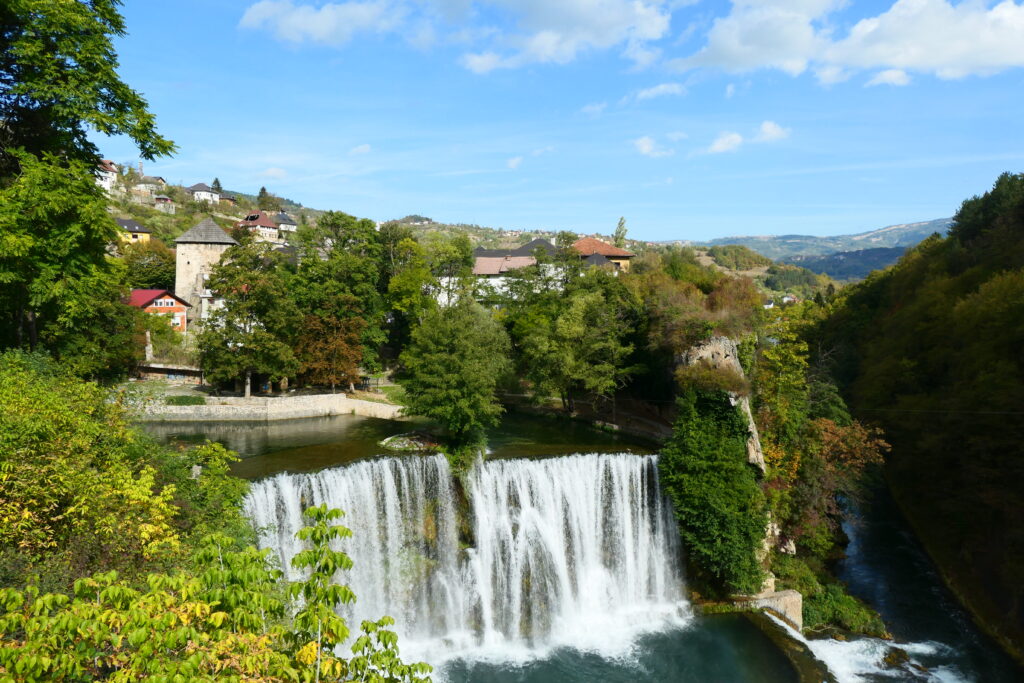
[244,370,252,398]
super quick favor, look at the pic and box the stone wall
[138,394,403,422]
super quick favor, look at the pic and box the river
[144,413,1022,682]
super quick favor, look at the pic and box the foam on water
[766,614,968,683]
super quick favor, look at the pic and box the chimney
[138,161,143,175]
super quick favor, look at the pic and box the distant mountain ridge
[670,218,954,261]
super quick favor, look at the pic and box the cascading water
[244,453,690,664]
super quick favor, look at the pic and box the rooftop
[572,237,634,258]
[115,218,150,233]
[175,217,238,245]
[127,289,190,308]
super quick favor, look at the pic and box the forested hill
[785,247,909,281]
[809,173,1024,660]
[688,218,952,260]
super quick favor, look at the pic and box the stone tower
[174,217,237,322]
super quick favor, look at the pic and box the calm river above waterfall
[143,413,1021,682]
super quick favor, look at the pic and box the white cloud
[461,51,504,74]
[667,130,688,141]
[707,131,743,154]
[634,135,674,158]
[754,120,790,142]
[636,82,686,100]
[725,82,736,98]
[240,0,402,45]
[349,143,372,155]
[507,156,523,169]
[581,102,607,116]
[866,68,911,87]
[675,0,1024,81]
[243,0,673,71]
[531,146,554,156]
[260,166,288,178]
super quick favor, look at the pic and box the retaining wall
[138,394,403,422]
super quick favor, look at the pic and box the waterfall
[244,453,689,662]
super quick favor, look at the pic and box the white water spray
[244,453,690,661]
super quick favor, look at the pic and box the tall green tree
[0,153,141,377]
[613,216,627,248]
[399,300,511,455]
[198,241,300,397]
[0,0,174,177]
[292,211,386,369]
[0,0,172,378]
[211,177,222,193]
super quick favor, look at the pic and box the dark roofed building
[175,217,237,245]
[116,218,151,243]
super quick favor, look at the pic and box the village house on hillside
[127,289,190,334]
[571,237,635,272]
[274,210,298,233]
[237,210,281,242]
[187,182,220,204]
[174,217,237,321]
[96,159,118,193]
[115,218,151,243]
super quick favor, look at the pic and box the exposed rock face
[677,336,766,472]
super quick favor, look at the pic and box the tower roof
[175,217,237,245]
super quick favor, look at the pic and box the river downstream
[144,413,1022,682]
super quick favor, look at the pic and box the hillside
[812,173,1024,660]
[786,246,908,281]
[671,218,953,261]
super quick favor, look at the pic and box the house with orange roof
[571,237,635,272]
[128,289,191,333]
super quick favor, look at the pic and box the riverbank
[136,392,404,422]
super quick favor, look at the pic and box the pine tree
[211,177,222,193]
[257,185,274,210]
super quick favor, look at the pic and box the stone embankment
[138,393,403,422]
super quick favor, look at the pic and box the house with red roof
[236,210,281,242]
[128,289,191,334]
[571,237,635,272]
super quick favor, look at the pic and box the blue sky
[97,0,1024,241]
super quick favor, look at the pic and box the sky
[96,0,1024,241]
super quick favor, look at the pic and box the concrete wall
[750,590,804,632]
[138,393,403,422]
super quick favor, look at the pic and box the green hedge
[165,394,205,406]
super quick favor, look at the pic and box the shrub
[165,394,205,406]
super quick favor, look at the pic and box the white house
[274,211,298,233]
[187,182,221,204]
[96,159,118,193]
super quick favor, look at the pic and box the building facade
[174,217,238,322]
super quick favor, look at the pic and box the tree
[517,271,639,412]
[295,315,365,392]
[122,238,175,290]
[292,211,386,370]
[0,0,174,177]
[658,387,767,595]
[211,177,222,193]
[0,1,172,378]
[257,185,275,211]
[197,241,300,397]
[613,216,627,248]
[399,300,511,454]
